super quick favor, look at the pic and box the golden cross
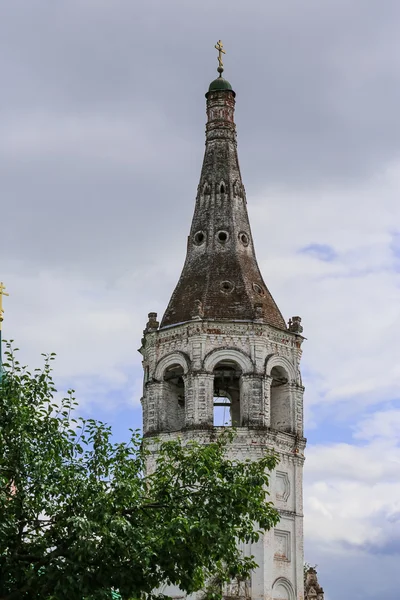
[215,40,226,70]
[0,282,9,329]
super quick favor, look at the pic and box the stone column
[191,372,214,426]
[241,375,265,426]
[158,381,171,431]
[142,381,162,434]
[183,373,194,428]
[239,374,252,425]
[263,375,272,428]
[291,382,305,436]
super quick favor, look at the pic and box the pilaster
[142,381,162,434]
[240,374,265,426]
[191,372,214,427]
[291,382,305,437]
[263,374,272,428]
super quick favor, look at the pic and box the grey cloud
[333,514,400,557]
[3,0,400,275]
[305,542,400,600]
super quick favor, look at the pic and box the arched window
[203,182,211,196]
[163,364,185,431]
[213,360,241,426]
[270,366,292,432]
[272,577,294,600]
[220,182,226,194]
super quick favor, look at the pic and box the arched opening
[272,578,294,600]
[220,183,226,194]
[163,363,185,431]
[213,360,241,426]
[270,366,292,433]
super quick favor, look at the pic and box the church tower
[140,44,306,600]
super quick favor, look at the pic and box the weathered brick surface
[161,88,286,330]
[304,568,324,600]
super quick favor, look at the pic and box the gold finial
[214,40,226,76]
[0,282,9,330]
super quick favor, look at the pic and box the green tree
[0,343,279,600]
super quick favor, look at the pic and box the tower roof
[160,69,286,331]
[208,76,233,93]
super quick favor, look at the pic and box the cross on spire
[214,40,226,75]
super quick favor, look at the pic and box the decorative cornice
[147,319,301,347]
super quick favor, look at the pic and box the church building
[140,43,308,600]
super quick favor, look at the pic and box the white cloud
[250,162,400,420]
[306,440,400,484]
[304,410,400,557]
[354,409,400,442]
[0,265,160,412]
[0,111,191,171]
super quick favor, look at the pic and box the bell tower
[140,46,306,600]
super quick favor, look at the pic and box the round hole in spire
[253,283,265,296]
[217,230,229,243]
[193,231,206,246]
[220,280,235,294]
[239,232,249,246]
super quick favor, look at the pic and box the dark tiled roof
[161,87,286,331]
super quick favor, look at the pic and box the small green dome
[208,76,233,92]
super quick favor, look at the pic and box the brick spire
[161,78,286,330]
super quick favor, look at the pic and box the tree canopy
[0,343,279,600]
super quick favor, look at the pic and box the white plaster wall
[139,321,305,599]
[144,430,305,600]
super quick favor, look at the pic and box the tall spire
[161,45,286,330]
[0,281,9,379]
[141,48,306,599]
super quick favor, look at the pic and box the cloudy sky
[2,1,400,598]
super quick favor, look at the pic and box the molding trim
[265,353,297,382]
[154,351,191,380]
[272,576,295,600]
[203,346,254,373]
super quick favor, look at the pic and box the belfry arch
[266,354,295,433]
[265,354,297,382]
[270,365,292,433]
[162,363,185,431]
[203,348,253,373]
[154,352,190,381]
[153,353,190,432]
[212,359,242,426]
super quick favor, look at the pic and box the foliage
[0,342,279,600]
